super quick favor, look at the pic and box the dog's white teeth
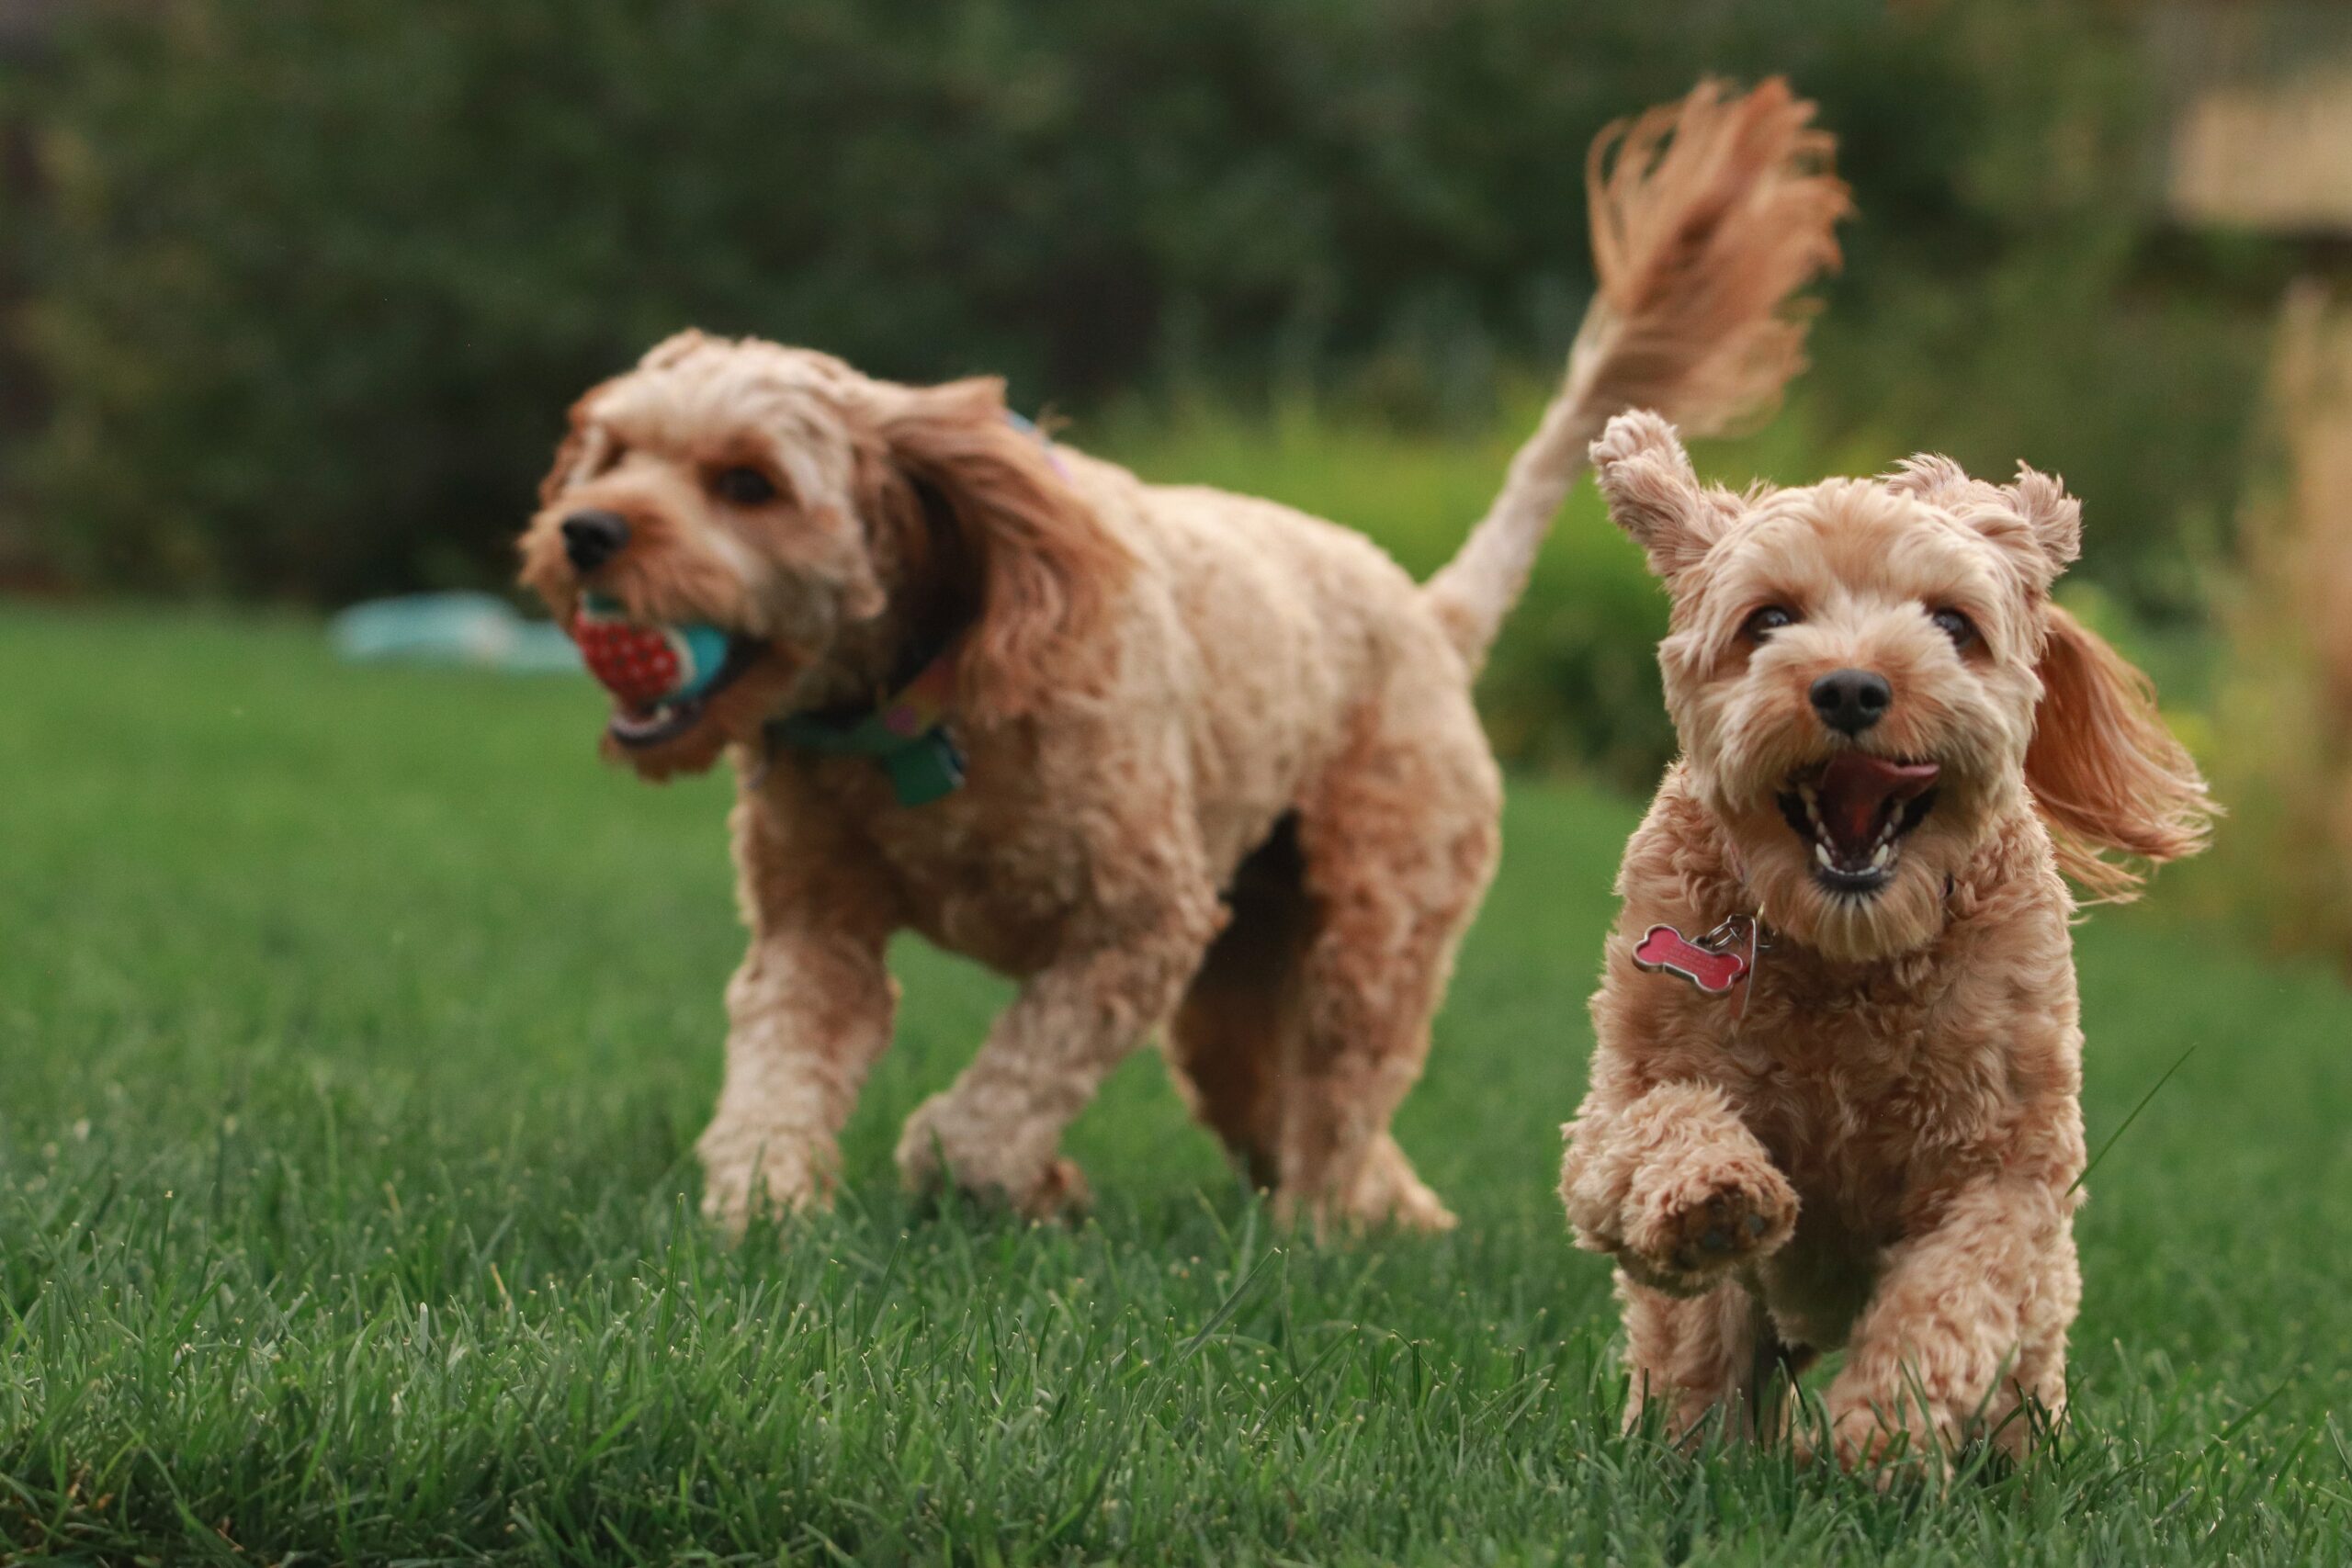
[1814,840,1833,870]
[613,703,676,737]
[1871,842,1893,870]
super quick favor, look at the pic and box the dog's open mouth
[1776,752,1941,895]
[605,637,764,750]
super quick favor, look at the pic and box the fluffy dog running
[520,81,1847,1235]
[1559,412,2214,1462]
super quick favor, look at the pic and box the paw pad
[1657,1178,1792,1278]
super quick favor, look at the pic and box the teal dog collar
[766,650,967,807]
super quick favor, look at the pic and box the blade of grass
[1177,1248,1280,1364]
[2069,1044,2197,1196]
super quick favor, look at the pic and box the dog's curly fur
[1560,412,2215,1464]
[519,80,1846,1235]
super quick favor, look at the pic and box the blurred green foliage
[0,0,2287,770]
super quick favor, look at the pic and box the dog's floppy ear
[2025,603,2215,900]
[1590,411,1735,580]
[875,378,1134,722]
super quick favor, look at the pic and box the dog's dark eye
[1741,605,1797,641]
[1930,608,1978,649]
[710,466,776,506]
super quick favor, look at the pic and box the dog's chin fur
[1695,753,2024,962]
[1712,793,1961,963]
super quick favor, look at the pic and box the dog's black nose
[1810,669,1892,735]
[560,510,630,573]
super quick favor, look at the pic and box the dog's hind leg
[1165,817,1315,1190]
[1268,690,1501,1235]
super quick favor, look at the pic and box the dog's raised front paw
[1620,1154,1797,1294]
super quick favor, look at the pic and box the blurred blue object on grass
[330,592,579,673]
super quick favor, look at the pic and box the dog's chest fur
[764,713,1278,980]
[791,746,1108,975]
[1667,948,1996,1241]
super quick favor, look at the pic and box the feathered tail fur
[1425,78,1850,667]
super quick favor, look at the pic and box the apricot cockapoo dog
[1559,412,2214,1464]
[519,82,1846,1235]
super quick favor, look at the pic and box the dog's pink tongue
[1815,753,1940,853]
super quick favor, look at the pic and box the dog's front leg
[1563,1079,1800,1434]
[1822,1170,2078,1466]
[697,792,900,1233]
[1561,1079,1799,1296]
[895,892,1222,1217]
[697,921,896,1231]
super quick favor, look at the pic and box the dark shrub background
[0,0,2285,786]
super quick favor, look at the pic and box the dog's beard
[1735,807,1962,962]
[1701,746,2006,964]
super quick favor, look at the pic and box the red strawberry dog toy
[571,593,740,741]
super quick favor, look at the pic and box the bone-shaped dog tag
[1631,923,1750,996]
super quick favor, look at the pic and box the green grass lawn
[4,608,2349,1566]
